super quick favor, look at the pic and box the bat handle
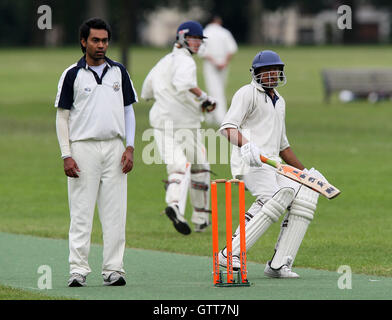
[260,155,278,168]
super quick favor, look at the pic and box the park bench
[321,69,392,103]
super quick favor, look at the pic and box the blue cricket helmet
[250,50,287,88]
[176,21,206,54]
[251,50,284,70]
[176,21,207,39]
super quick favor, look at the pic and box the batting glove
[240,142,263,167]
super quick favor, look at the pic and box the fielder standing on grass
[198,16,237,126]
[55,18,137,287]
[141,21,216,235]
[218,50,326,278]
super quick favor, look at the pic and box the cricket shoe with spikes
[264,260,299,278]
[218,249,241,270]
[68,273,86,287]
[103,271,126,286]
[165,204,191,235]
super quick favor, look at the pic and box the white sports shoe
[264,261,300,278]
[68,273,86,287]
[103,271,126,286]
[218,249,241,270]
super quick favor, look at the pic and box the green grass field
[0,45,391,299]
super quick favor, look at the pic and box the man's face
[81,28,109,61]
[186,36,203,54]
[255,65,281,88]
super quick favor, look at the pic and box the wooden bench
[321,69,392,103]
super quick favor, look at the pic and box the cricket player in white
[141,21,216,235]
[198,16,238,126]
[55,18,137,287]
[218,50,326,278]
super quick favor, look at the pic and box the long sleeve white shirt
[141,46,203,129]
[198,23,238,65]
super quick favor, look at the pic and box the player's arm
[220,127,263,167]
[220,128,248,147]
[216,53,235,70]
[56,108,80,178]
[189,87,216,113]
[203,54,217,66]
[121,104,135,174]
[141,69,154,100]
[279,147,305,170]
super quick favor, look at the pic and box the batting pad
[190,165,210,225]
[270,185,319,269]
[232,187,295,256]
[232,199,263,240]
[165,171,188,218]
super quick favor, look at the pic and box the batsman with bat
[218,50,333,278]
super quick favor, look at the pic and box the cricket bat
[259,155,341,199]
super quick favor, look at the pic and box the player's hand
[201,96,217,113]
[216,63,227,70]
[240,142,263,167]
[304,167,328,183]
[121,146,134,174]
[63,157,80,178]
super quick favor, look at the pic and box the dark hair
[79,18,112,53]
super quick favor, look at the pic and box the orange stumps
[210,179,250,287]
[211,182,220,285]
[238,181,248,283]
[225,182,234,283]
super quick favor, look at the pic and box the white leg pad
[232,199,263,240]
[232,187,295,256]
[270,185,319,269]
[190,164,211,225]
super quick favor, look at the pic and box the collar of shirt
[172,45,192,57]
[76,55,115,70]
[251,79,265,92]
[250,80,280,106]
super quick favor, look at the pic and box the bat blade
[260,155,341,199]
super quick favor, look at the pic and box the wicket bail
[211,179,250,287]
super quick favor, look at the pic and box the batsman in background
[55,18,137,287]
[198,16,238,126]
[218,50,326,278]
[141,21,216,235]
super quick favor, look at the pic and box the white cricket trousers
[203,61,229,125]
[153,127,210,225]
[68,138,127,278]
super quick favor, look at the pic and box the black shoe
[165,205,191,235]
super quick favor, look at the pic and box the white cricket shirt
[198,23,238,65]
[55,56,138,142]
[141,45,203,129]
[220,80,290,173]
